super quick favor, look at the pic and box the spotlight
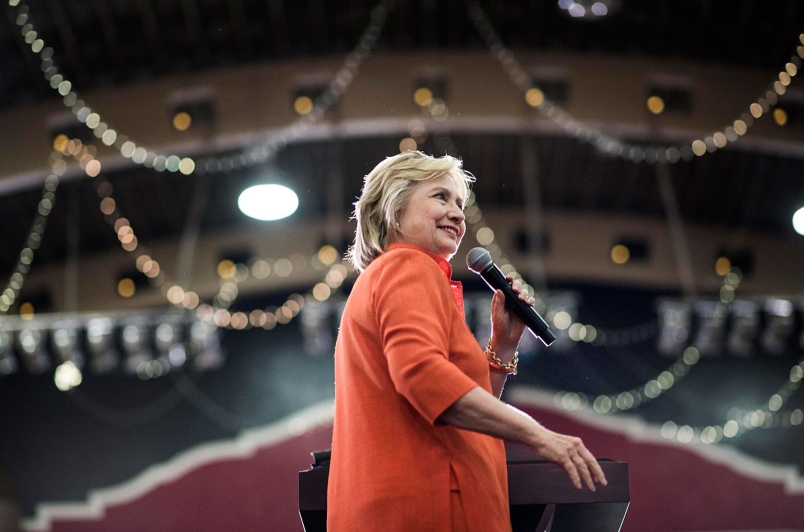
[0,330,18,375]
[727,300,758,358]
[154,321,186,368]
[413,75,448,107]
[50,323,85,368]
[715,248,754,276]
[528,75,569,105]
[611,238,649,264]
[116,271,152,297]
[646,95,665,115]
[120,321,154,375]
[300,300,334,357]
[169,95,216,131]
[16,328,50,374]
[85,318,119,373]
[644,85,693,115]
[610,244,630,265]
[238,184,298,221]
[793,206,804,236]
[172,111,192,131]
[761,299,795,355]
[657,301,691,356]
[189,321,223,370]
[692,301,727,357]
[54,361,82,392]
[291,84,328,116]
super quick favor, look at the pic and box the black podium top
[299,451,629,532]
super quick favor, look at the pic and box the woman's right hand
[438,387,608,492]
[529,426,608,491]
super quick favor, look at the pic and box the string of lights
[88,167,205,313]
[86,159,326,329]
[0,144,250,424]
[49,129,353,331]
[654,355,804,445]
[552,265,748,410]
[554,345,702,416]
[0,151,62,315]
[6,2,798,435]
[5,0,395,178]
[79,132,352,330]
[16,0,799,175]
[10,149,798,437]
[7,1,196,176]
[466,0,803,164]
[205,252,351,332]
[553,352,804,445]
[66,134,801,438]
[553,273,804,443]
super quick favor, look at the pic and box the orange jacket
[328,243,510,531]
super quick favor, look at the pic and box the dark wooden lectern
[298,451,629,531]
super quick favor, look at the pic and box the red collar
[386,242,453,280]
[385,242,464,315]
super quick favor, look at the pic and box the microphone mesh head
[466,247,492,273]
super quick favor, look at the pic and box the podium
[298,451,629,531]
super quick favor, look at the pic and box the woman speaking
[327,151,606,531]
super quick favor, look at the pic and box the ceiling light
[238,184,299,221]
[793,206,804,236]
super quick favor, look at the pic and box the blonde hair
[348,151,474,272]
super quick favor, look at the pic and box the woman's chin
[438,242,461,260]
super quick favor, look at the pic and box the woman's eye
[434,192,446,200]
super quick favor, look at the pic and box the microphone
[466,247,556,347]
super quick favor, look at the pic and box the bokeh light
[117,278,135,297]
[173,112,192,131]
[413,87,433,107]
[525,88,544,107]
[399,137,417,152]
[54,361,82,391]
[715,256,731,276]
[646,95,665,115]
[217,260,236,279]
[611,244,630,265]
[294,95,314,115]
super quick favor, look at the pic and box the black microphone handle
[479,263,557,347]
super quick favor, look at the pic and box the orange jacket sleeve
[373,249,479,425]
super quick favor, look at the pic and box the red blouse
[327,243,510,531]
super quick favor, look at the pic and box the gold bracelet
[485,340,518,375]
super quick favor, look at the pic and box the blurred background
[1,0,804,530]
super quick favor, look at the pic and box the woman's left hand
[489,276,536,354]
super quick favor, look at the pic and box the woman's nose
[449,203,465,223]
